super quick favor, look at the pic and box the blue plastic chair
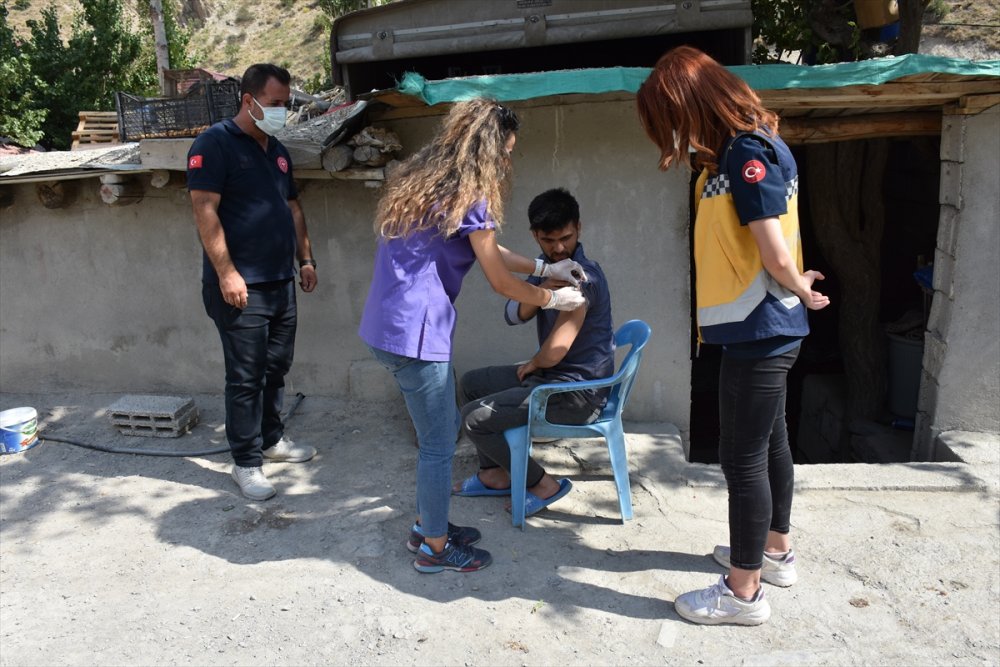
[503,319,652,529]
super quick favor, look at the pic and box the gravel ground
[1,391,998,666]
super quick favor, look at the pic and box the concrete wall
[0,99,693,428]
[915,105,1000,460]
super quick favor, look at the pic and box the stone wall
[0,99,693,431]
[915,105,1000,460]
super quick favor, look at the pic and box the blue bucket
[0,407,40,454]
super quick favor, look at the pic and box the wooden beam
[945,93,1000,115]
[780,111,942,144]
[297,168,385,180]
[761,81,1000,111]
[35,181,77,209]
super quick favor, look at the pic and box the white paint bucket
[0,407,40,454]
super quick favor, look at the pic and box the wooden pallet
[71,111,120,150]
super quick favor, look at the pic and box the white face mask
[251,97,287,136]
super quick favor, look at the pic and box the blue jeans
[718,347,799,571]
[368,346,459,539]
[203,279,296,467]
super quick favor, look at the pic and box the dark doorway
[686,137,940,464]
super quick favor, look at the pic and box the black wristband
[299,258,317,269]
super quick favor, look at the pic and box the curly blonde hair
[375,98,519,238]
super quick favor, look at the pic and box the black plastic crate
[116,79,240,142]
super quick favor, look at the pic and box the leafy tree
[0,1,47,146]
[752,0,932,64]
[18,0,156,149]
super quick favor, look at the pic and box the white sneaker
[674,575,771,626]
[713,545,798,587]
[262,437,316,463]
[231,465,276,501]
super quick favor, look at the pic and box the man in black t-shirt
[187,63,318,501]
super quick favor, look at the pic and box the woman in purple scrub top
[359,98,588,574]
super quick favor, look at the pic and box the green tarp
[395,54,1000,106]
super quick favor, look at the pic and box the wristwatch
[299,258,317,269]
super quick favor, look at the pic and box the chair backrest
[600,319,652,420]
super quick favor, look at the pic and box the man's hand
[220,271,248,309]
[516,359,539,382]
[542,259,588,286]
[299,265,317,292]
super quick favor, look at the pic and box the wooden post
[322,144,354,172]
[100,174,144,206]
[149,0,170,97]
[149,170,172,188]
[36,181,77,209]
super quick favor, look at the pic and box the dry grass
[922,0,1000,57]
[6,0,996,92]
[6,0,330,86]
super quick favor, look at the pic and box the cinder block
[925,284,952,336]
[938,161,963,209]
[935,205,960,257]
[107,395,199,438]
[932,247,955,299]
[939,115,965,163]
[921,331,947,379]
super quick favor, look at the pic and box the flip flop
[453,473,512,497]
[522,478,573,517]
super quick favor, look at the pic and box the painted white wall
[916,105,1000,459]
[0,99,693,429]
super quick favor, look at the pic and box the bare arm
[748,217,830,310]
[190,189,247,308]
[470,230,553,307]
[289,198,317,293]
[516,305,587,381]
[496,243,537,275]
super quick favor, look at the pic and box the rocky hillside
[5,0,998,90]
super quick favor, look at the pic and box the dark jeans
[460,365,599,488]
[718,347,799,571]
[203,279,297,467]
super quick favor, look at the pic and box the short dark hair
[528,188,580,232]
[240,63,291,98]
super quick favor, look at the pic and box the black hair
[528,188,580,232]
[240,63,291,98]
[495,104,520,134]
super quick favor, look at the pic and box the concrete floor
[1,392,998,666]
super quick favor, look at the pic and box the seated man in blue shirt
[453,188,615,515]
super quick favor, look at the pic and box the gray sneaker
[674,575,770,626]
[712,545,798,587]
[262,437,316,463]
[231,465,276,500]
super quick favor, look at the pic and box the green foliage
[751,0,861,64]
[317,0,392,19]
[300,44,333,94]
[12,0,29,10]
[162,0,203,70]
[2,0,203,149]
[0,1,47,146]
[924,0,949,24]
[235,5,253,24]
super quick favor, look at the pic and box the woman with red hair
[637,46,830,625]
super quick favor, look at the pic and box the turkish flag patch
[188,155,203,169]
[741,160,766,183]
[277,156,289,173]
